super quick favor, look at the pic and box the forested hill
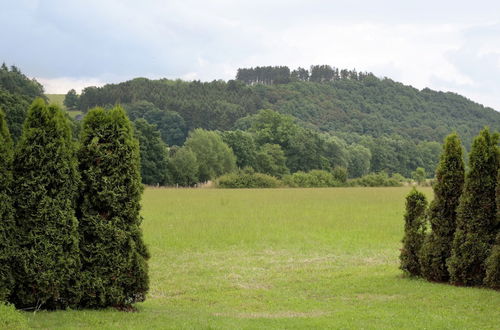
[76,66,500,148]
[0,64,45,140]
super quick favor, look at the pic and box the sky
[1,0,500,110]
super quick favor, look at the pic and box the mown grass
[26,187,500,329]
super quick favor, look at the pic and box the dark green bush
[349,172,403,187]
[448,128,499,286]
[217,167,282,188]
[283,169,339,187]
[400,189,427,277]
[420,133,465,282]
[485,233,500,289]
[484,169,500,289]
[0,109,14,302]
[78,106,149,308]
[11,99,81,309]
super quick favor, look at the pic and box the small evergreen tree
[420,133,465,282]
[78,106,149,308]
[11,99,81,309]
[400,188,427,277]
[484,169,500,289]
[0,109,15,301]
[448,128,499,286]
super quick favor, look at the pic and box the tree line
[236,65,371,85]
[132,108,442,187]
[400,128,499,289]
[0,100,149,309]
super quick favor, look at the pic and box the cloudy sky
[1,0,500,110]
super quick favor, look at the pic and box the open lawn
[25,187,500,329]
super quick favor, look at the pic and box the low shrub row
[216,168,406,188]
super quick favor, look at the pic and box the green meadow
[21,187,500,328]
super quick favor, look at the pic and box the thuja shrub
[0,109,15,301]
[400,188,427,277]
[11,99,81,309]
[485,233,500,289]
[484,170,500,289]
[420,133,465,282]
[78,106,149,308]
[448,128,499,286]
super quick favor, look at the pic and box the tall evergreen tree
[11,99,81,309]
[78,106,149,308]
[0,109,15,301]
[484,169,500,289]
[420,133,465,282]
[448,128,499,286]
[400,188,427,277]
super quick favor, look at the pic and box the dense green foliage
[254,143,289,178]
[0,64,45,140]
[134,118,170,186]
[448,128,499,286]
[400,189,428,277]
[0,109,14,301]
[420,133,465,282]
[484,169,500,289]
[74,65,500,178]
[11,99,80,309]
[125,101,187,146]
[77,106,149,307]
[220,130,257,169]
[168,147,199,186]
[283,170,340,188]
[184,128,236,182]
[485,232,500,289]
[64,89,79,109]
[217,167,282,188]
[349,172,403,187]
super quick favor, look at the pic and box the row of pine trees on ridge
[0,98,149,309]
[400,129,499,289]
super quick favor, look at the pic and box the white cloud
[3,1,499,109]
[38,77,105,94]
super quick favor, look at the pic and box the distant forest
[2,63,500,186]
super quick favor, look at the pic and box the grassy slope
[27,187,500,329]
[46,94,83,119]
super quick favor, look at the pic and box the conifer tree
[0,109,15,301]
[78,106,149,308]
[484,169,500,289]
[11,99,81,309]
[448,128,499,286]
[400,188,427,277]
[420,133,464,282]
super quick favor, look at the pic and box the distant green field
[45,94,66,108]
[25,187,500,329]
[46,94,83,119]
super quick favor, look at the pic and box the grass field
[45,94,83,119]
[23,187,500,329]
